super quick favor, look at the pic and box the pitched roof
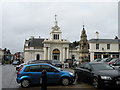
[89,39,120,43]
[28,38,44,47]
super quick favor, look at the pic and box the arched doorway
[71,55,75,59]
[52,49,60,60]
[36,54,40,60]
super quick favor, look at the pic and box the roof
[89,39,120,43]
[24,63,52,67]
[27,38,44,47]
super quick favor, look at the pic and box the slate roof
[89,39,120,43]
[28,38,44,47]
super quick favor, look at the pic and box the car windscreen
[101,58,108,62]
[91,63,113,70]
[52,60,60,63]
[109,58,118,63]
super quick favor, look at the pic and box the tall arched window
[36,54,40,60]
[52,49,60,60]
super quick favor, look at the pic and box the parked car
[16,63,27,71]
[100,57,114,63]
[107,58,119,65]
[64,59,75,68]
[27,60,52,64]
[51,60,62,68]
[92,58,102,62]
[12,60,20,65]
[74,62,120,89]
[111,60,120,71]
[16,63,75,88]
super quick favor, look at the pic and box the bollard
[41,70,47,90]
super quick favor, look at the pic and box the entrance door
[36,54,40,60]
[52,49,60,60]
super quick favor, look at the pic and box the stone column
[48,47,50,60]
[66,48,69,59]
[101,54,104,59]
[110,54,113,58]
[44,47,46,60]
[62,48,65,63]
[90,52,94,61]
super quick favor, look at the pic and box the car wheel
[21,79,30,88]
[61,77,70,86]
[93,77,100,89]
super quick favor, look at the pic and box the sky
[0,0,119,53]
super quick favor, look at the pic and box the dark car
[100,58,114,63]
[92,58,102,62]
[51,60,62,68]
[107,58,119,65]
[74,62,120,89]
[111,60,120,71]
[16,60,52,71]
[64,59,75,68]
[16,63,75,88]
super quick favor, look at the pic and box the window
[107,44,110,50]
[53,34,59,40]
[41,65,57,72]
[24,65,41,72]
[71,55,75,59]
[88,44,89,49]
[84,64,91,70]
[24,66,30,72]
[119,44,120,50]
[115,61,120,66]
[96,44,99,49]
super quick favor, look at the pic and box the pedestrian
[41,70,47,90]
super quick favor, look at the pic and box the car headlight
[101,76,112,80]
[69,72,74,76]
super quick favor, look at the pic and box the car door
[28,65,42,84]
[82,64,93,82]
[41,65,60,83]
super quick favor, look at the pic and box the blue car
[16,63,75,88]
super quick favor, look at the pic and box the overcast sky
[0,1,118,53]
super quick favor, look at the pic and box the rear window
[91,63,113,70]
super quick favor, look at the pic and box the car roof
[89,62,106,65]
[81,61,105,64]
[25,63,52,67]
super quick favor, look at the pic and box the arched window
[52,49,60,60]
[71,55,75,59]
[36,54,40,60]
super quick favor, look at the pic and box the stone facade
[24,15,80,62]
[89,39,120,61]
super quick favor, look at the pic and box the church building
[24,15,89,62]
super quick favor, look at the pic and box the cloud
[2,2,118,53]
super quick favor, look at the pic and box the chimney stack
[95,31,99,39]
